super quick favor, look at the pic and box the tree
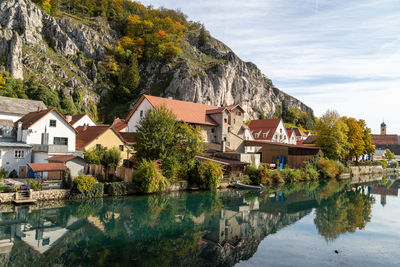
[342,117,365,161]
[103,147,122,169]
[384,149,395,161]
[134,105,204,179]
[357,120,375,157]
[315,110,349,160]
[198,25,209,47]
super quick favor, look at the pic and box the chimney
[17,122,22,142]
[66,115,72,122]
[221,141,226,153]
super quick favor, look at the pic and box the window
[237,112,242,116]
[211,128,215,133]
[280,129,282,133]
[233,119,236,124]
[50,120,57,127]
[224,118,227,123]
[15,150,24,159]
[263,133,267,138]
[140,110,144,118]
[224,137,227,142]
[54,137,68,146]
[119,145,124,152]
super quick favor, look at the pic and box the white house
[0,96,46,122]
[16,108,77,164]
[66,114,96,128]
[249,118,291,144]
[0,141,32,177]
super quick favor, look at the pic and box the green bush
[245,165,263,185]
[69,183,104,200]
[133,159,169,193]
[0,168,7,182]
[303,162,320,180]
[378,159,388,169]
[280,168,303,183]
[73,175,98,193]
[316,158,340,178]
[270,171,284,184]
[240,175,252,185]
[188,160,223,190]
[29,180,42,191]
[105,182,136,196]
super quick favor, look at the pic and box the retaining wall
[0,189,70,204]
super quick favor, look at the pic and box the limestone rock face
[0,0,313,120]
[139,33,313,119]
[8,32,23,79]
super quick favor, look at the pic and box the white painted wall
[0,113,21,122]
[270,120,290,144]
[72,115,96,128]
[22,110,76,152]
[32,152,49,164]
[0,147,31,176]
[127,99,153,132]
[244,128,258,153]
[66,158,86,177]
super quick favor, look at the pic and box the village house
[0,96,46,122]
[125,94,254,153]
[15,108,78,165]
[75,125,134,163]
[286,128,297,145]
[248,118,290,144]
[65,114,96,128]
[48,155,86,178]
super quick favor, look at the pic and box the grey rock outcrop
[0,0,313,120]
[8,32,23,79]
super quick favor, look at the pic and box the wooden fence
[85,164,133,183]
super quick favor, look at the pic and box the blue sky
[141,0,400,133]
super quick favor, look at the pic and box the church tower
[381,121,387,135]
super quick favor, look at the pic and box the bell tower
[381,121,387,135]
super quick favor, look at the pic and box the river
[0,175,399,266]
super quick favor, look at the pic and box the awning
[28,163,67,172]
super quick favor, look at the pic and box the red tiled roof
[15,108,77,132]
[111,118,128,132]
[76,125,110,150]
[249,118,282,140]
[293,128,307,138]
[226,104,245,112]
[206,107,228,115]
[69,114,86,125]
[118,132,137,145]
[371,134,399,145]
[28,163,67,172]
[48,155,79,163]
[126,95,223,126]
[287,129,294,137]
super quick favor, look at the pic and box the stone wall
[350,166,384,176]
[0,189,70,204]
[166,181,189,192]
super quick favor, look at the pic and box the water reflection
[0,175,397,266]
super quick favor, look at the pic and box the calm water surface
[0,176,399,266]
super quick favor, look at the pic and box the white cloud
[140,0,400,132]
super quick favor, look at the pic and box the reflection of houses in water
[196,192,312,266]
[0,206,83,256]
[370,186,399,206]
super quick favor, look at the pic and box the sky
[140,0,400,134]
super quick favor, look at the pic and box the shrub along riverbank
[242,157,347,186]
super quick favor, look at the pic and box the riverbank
[339,165,400,179]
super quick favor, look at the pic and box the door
[19,166,27,178]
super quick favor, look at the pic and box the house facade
[76,125,133,161]
[66,114,96,128]
[16,108,77,165]
[125,95,250,153]
[249,118,290,144]
[0,141,32,177]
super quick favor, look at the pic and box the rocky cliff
[0,0,313,121]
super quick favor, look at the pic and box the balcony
[32,144,68,153]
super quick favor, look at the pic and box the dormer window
[50,120,56,127]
